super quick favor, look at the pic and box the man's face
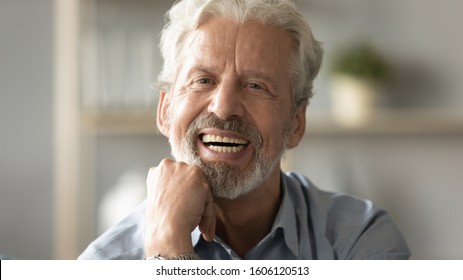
[158,18,305,199]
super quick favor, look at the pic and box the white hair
[158,0,323,108]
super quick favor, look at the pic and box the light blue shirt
[78,172,410,260]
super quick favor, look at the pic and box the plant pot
[330,74,380,127]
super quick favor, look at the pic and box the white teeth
[208,145,245,153]
[202,134,248,145]
[201,134,248,153]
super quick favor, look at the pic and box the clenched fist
[144,158,216,258]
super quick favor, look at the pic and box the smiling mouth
[201,134,250,153]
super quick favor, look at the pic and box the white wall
[0,0,54,259]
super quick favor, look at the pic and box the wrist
[145,252,200,260]
[144,227,194,259]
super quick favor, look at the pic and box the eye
[248,83,263,90]
[190,77,216,91]
[245,81,269,92]
[196,78,215,85]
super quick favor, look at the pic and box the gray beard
[169,114,287,200]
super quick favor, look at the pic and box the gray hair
[158,0,323,107]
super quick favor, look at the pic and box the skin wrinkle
[185,20,289,100]
[235,22,290,98]
[169,93,284,200]
[165,18,299,200]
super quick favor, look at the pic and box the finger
[146,158,173,196]
[199,186,216,241]
[202,214,216,242]
[146,167,156,196]
[199,190,215,240]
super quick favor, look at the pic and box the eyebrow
[241,70,276,83]
[190,65,222,75]
[188,64,276,81]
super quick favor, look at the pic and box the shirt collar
[191,226,202,246]
[270,174,299,257]
[191,173,300,258]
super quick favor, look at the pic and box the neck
[214,168,282,258]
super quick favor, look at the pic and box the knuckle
[159,158,173,166]
[191,166,205,178]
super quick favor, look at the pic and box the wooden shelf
[81,109,463,136]
[81,110,160,135]
[306,110,463,136]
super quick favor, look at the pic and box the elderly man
[79,0,410,260]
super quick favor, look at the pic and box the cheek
[169,94,205,136]
[259,115,290,150]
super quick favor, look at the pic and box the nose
[207,80,244,120]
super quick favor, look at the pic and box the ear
[156,90,171,137]
[286,104,307,149]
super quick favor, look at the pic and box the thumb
[198,187,216,241]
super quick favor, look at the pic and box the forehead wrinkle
[189,45,231,76]
[234,22,292,86]
[186,24,238,75]
[182,18,292,90]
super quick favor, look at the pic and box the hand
[144,158,216,258]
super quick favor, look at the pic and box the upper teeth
[201,134,248,153]
[202,134,248,145]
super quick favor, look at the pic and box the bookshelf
[82,109,463,136]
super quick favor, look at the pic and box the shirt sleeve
[343,209,411,260]
[78,202,146,260]
[323,193,411,260]
[289,172,411,260]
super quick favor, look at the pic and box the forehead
[182,18,294,78]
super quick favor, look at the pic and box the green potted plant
[329,42,390,127]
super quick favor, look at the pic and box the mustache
[186,114,262,147]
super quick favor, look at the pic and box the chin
[200,157,278,200]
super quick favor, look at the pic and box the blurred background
[1,0,462,259]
